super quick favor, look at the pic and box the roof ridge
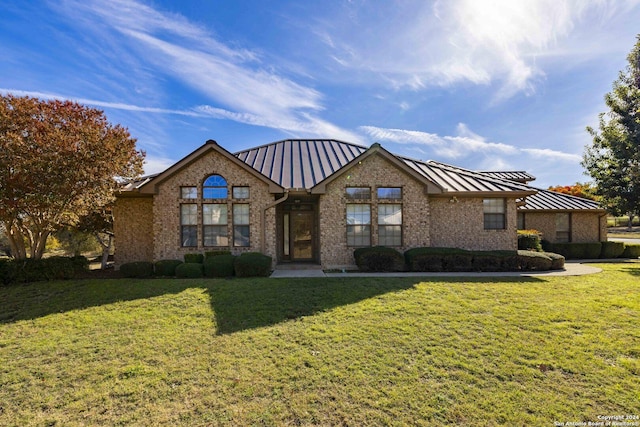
[233,139,368,155]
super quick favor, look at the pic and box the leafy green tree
[583,35,640,230]
[0,95,145,259]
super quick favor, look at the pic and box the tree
[0,95,144,259]
[583,35,640,230]
[547,182,598,200]
[75,205,115,270]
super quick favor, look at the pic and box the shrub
[442,250,473,272]
[517,250,552,271]
[517,231,542,251]
[549,242,602,259]
[234,253,272,277]
[204,254,236,277]
[184,253,204,264]
[354,246,404,272]
[1,257,81,285]
[472,251,517,272]
[120,261,154,278]
[176,262,204,278]
[622,243,640,259]
[205,250,231,260]
[599,241,625,259]
[70,255,90,272]
[404,247,445,272]
[154,259,183,276]
[545,252,565,270]
[0,259,17,285]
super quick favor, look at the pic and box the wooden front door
[281,202,317,262]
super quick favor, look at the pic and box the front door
[280,201,317,262]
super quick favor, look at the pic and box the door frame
[277,196,319,263]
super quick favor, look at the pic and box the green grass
[1,263,639,426]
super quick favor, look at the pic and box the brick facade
[521,212,606,243]
[113,197,154,268]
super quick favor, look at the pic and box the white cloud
[359,123,581,165]
[143,156,176,175]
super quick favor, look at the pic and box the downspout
[261,191,289,254]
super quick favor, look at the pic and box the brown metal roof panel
[308,141,326,183]
[301,140,318,188]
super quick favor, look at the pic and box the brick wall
[152,151,277,263]
[523,212,605,243]
[429,197,518,251]
[113,197,154,268]
[319,153,431,269]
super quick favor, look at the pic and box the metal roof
[518,188,603,211]
[120,173,159,191]
[477,171,536,183]
[235,139,366,190]
[401,160,535,194]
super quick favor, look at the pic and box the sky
[1,0,639,188]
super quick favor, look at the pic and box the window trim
[346,203,371,247]
[180,203,198,247]
[483,198,506,230]
[378,203,402,246]
[376,187,402,200]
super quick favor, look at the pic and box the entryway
[277,196,319,263]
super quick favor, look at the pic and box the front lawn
[1,263,639,425]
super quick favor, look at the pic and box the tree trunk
[628,214,635,231]
[94,232,113,270]
[5,222,27,260]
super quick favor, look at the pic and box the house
[114,139,606,269]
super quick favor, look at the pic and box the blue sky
[1,0,639,187]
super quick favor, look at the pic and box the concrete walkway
[270,261,605,278]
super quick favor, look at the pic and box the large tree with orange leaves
[0,95,144,259]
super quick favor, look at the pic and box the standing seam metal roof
[518,188,602,211]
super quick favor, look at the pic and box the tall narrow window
[517,212,525,230]
[484,199,506,230]
[203,174,228,199]
[556,213,571,242]
[203,203,228,246]
[180,204,197,247]
[233,204,250,247]
[346,204,371,246]
[378,204,402,246]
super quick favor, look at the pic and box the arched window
[203,174,228,199]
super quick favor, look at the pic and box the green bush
[622,243,640,259]
[599,241,625,259]
[120,261,154,278]
[234,253,272,277]
[545,252,565,270]
[1,256,80,285]
[517,232,542,251]
[176,262,204,278]
[204,254,236,277]
[184,253,204,264]
[354,246,404,272]
[205,250,231,260]
[472,251,518,272]
[517,250,552,271]
[549,242,602,259]
[442,251,473,272]
[70,255,89,272]
[404,247,444,272]
[154,259,183,276]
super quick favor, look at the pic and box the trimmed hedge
[1,256,89,285]
[204,254,236,278]
[120,261,154,278]
[175,262,204,278]
[517,231,542,251]
[622,243,640,259]
[354,246,404,272]
[404,247,470,272]
[549,242,602,260]
[184,253,204,264]
[154,259,183,276]
[234,253,272,277]
[517,250,552,271]
[545,252,566,270]
[472,250,519,272]
[205,250,231,259]
[600,241,625,259]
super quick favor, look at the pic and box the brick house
[114,139,606,269]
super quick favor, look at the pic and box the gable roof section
[309,143,444,194]
[235,139,367,190]
[518,188,604,211]
[401,160,536,197]
[477,170,536,183]
[137,140,284,194]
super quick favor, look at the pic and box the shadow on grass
[0,279,194,323]
[209,277,419,335]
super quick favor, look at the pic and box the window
[517,212,525,230]
[203,174,228,199]
[233,186,250,199]
[233,204,250,247]
[181,186,197,199]
[203,203,228,246]
[378,204,402,246]
[556,213,571,242]
[377,187,402,199]
[180,204,197,247]
[346,204,371,246]
[484,199,506,230]
[346,187,371,200]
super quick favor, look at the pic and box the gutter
[261,191,289,254]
